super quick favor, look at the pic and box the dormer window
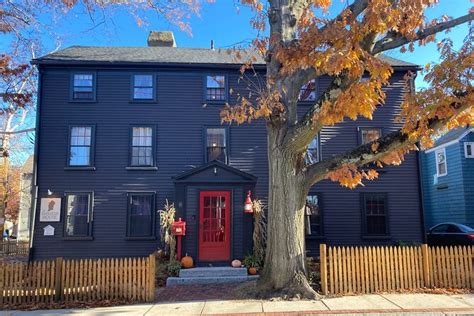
[299,79,316,102]
[206,75,226,101]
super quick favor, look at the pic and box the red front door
[199,191,231,261]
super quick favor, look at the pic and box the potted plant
[243,254,260,275]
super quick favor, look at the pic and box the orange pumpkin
[248,267,257,275]
[181,255,194,269]
[231,259,242,268]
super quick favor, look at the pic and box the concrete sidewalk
[3,293,474,315]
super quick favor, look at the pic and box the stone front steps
[166,267,258,286]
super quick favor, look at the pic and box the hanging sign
[39,198,61,222]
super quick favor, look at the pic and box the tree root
[256,272,321,300]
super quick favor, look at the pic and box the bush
[167,259,181,277]
[243,254,260,269]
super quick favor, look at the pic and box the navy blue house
[420,126,474,230]
[30,32,424,262]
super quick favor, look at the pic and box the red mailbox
[172,218,186,260]
[172,218,186,236]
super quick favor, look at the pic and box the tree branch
[372,12,474,54]
[303,98,473,187]
[282,73,355,152]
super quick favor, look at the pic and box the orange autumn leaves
[401,26,474,149]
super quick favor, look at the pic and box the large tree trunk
[257,126,318,299]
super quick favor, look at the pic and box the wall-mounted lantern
[244,191,253,214]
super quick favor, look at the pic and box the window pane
[134,75,153,87]
[131,127,153,166]
[70,147,90,166]
[364,194,387,235]
[438,162,446,175]
[467,144,472,156]
[206,128,226,147]
[207,147,226,162]
[206,75,226,101]
[305,195,321,236]
[299,79,316,101]
[74,74,93,85]
[206,128,226,162]
[305,137,319,164]
[66,194,90,236]
[436,151,445,163]
[73,74,94,100]
[129,195,153,237]
[207,75,225,88]
[361,128,381,144]
[134,87,153,99]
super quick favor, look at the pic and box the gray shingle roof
[33,46,419,68]
[433,126,472,147]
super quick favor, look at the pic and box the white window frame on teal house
[435,148,447,177]
[464,142,474,158]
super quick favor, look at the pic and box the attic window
[206,75,226,101]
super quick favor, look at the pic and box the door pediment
[173,160,257,184]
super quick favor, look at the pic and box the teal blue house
[420,126,474,230]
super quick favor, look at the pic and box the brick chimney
[147,31,176,47]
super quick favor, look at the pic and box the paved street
[2,293,474,315]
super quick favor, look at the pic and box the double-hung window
[362,193,389,237]
[435,148,447,176]
[359,127,382,144]
[305,194,323,236]
[64,192,93,237]
[305,136,319,164]
[132,74,154,100]
[69,126,94,167]
[127,193,155,237]
[206,128,227,163]
[464,142,474,158]
[130,127,154,167]
[299,79,317,102]
[206,75,226,101]
[72,73,95,101]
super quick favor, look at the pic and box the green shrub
[243,254,260,269]
[167,259,181,277]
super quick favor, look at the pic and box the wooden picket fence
[320,244,473,295]
[0,254,156,306]
[0,240,29,256]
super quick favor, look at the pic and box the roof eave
[31,59,420,70]
[30,59,268,69]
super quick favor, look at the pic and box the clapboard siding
[32,65,423,260]
[421,131,474,229]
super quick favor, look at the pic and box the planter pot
[248,267,257,275]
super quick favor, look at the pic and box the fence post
[147,254,156,302]
[54,257,63,302]
[320,244,328,295]
[421,244,430,288]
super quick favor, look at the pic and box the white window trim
[435,148,447,177]
[464,142,474,158]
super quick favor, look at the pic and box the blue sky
[4,1,472,80]
[28,0,469,89]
